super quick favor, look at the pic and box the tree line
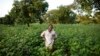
[0,0,100,26]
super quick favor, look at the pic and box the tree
[73,0,100,24]
[0,15,14,25]
[58,6,76,24]
[9,0,48,26]
[93,0,100,10]
[44,6,76,24]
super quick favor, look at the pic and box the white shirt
[41,29,57,45]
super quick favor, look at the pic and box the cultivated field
[0,24,100,56]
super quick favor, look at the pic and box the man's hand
[52,34,55,37]
[42,37,45,40]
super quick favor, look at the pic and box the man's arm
[41,31,45,37]
[40,31,45,40]
[54,33,57,39]
[53,31,57,39]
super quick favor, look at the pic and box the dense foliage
[0,0,48,26]
[44,6,76,24]
[0,24,100,56]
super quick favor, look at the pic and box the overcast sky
[0,0,74,17]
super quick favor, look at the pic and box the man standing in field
[40,24,57,51]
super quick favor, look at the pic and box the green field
[0,24,100,56]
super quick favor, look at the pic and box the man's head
[48,24,53,32]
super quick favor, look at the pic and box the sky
[0,0,74,17]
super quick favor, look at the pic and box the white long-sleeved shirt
[41,29,57,45]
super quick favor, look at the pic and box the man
[40,24,57,51]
